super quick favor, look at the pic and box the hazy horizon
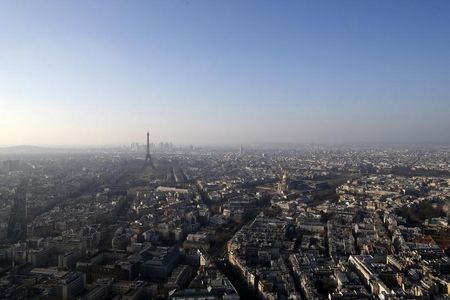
[1,1,450,146]
[2,140,450,150]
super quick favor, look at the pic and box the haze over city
[2,2,450,300]
[1,0,449,146]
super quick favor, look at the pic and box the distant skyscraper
[130,142,140,152]
[145,131,154,167]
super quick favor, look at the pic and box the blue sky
[1,0,449,146]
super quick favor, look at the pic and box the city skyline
[1,0,450,146]
[1,2,450,299]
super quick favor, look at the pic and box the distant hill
[0,145,129,155]
[0,145,51,154]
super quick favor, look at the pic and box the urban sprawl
[0,138,449,300]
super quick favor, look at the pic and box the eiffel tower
[145,130,154,167]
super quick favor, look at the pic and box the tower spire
[145,130,154,167]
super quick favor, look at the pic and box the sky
[0,0,449,146]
